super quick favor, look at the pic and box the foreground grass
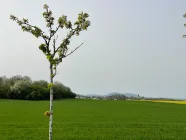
[0,99,186,140]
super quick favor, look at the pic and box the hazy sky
[1,0,186,98]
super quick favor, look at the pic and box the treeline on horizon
[0,75,76,100]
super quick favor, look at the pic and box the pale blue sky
[1,0,186,98]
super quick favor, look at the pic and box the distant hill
[105,92,138,97]
[86,94,101,97]
[83,92,139,98]
[123,93,138,97]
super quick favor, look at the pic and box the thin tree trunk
[49,63,54,140]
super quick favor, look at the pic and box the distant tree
[29,84,49,100]
[0,76,6,88]
[22,76,32,82]
[0,75,75,100]
[10,79,31,99]
[27,91,43,100]
[8,75,23,86]
[53,81,75,99]
[0,76,13,98]
[32,80,48,88]
[0,77,8,98]
[0,77,4,86]
[10,4,90,139]
[53,81,65,99]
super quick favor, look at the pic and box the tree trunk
[49,63,54,140]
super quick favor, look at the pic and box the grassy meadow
[0,99,186,140]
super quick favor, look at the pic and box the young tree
[10,4,90,140]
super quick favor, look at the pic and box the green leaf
[46,54,51,59]
[22,18,28,24]
[43,4,49,9]
[10,15,17,21]
[48,83,54,88]
[84,13,89,18]
[58,15,67,28]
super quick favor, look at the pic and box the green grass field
[0,99,186,140]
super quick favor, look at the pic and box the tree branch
[44,6,54,32]
[48,25,60,51]
[64,43,83,58]
[52,35,58,55]
[22,22,50,53]
[54,29,75,55]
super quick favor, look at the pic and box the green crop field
[0,99,186,140]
